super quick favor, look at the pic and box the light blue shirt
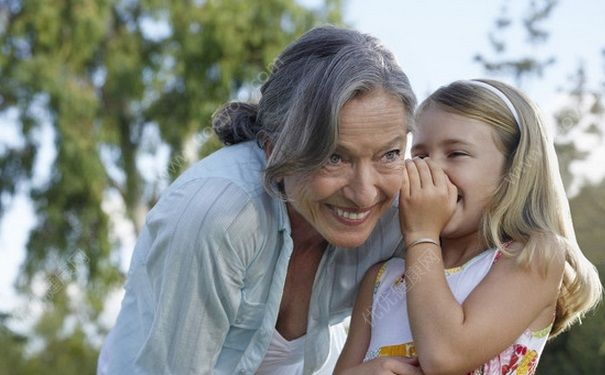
[100,141,403,374]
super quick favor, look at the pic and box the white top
[364,250,552,375]
[256,322,347,374]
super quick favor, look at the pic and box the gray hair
[212,26,417,197]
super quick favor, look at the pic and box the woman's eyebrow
[335,136,407,153]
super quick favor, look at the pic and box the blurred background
[0,0,603,373]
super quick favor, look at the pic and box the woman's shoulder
[141,169,283,263]
[172,141,267,196]
[148,142,279,233]
[148,177,257,230]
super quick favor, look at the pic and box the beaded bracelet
[406,238,440,250]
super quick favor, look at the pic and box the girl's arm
[405,241,562,375]
[334,263,423,375]
[335,262,380,372]
[400,158,564,375]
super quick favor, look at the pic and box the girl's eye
[327,153,342,165]
[449,151,468,157]
[412,153,428,159]
[383,149,401,162]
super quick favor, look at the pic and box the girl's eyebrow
[412,138,472,150]
[440,139,473,148]
[411,138,472,153]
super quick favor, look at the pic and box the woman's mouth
[328,205,373,224]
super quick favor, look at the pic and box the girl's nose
[426,156,447,174]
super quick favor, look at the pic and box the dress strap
[492,250,503,264]
[372,262,389,296]
[492,240,514,265]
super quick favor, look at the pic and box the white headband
[467,80,521,129]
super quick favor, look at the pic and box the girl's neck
[440,232,488,269]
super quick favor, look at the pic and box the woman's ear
[263,141,274,159]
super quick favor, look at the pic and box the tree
[476,0,605,372]
[0,313,27,375]
[536,179,605,374]
[474,0,557,87]
[552,64,603,192]
[0,0,343,371]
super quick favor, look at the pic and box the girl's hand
[399,157,457,240]
[337,357,423,375]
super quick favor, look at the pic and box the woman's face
[283,89,408,248]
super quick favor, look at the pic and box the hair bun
[212,102,260,145]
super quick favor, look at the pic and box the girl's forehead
[413,108,498,147]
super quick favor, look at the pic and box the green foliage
[538,182,605,373]
[19,294,100,375]
[553,65,602,190]
[476,0,605,371]
[474,0,558,86]
[568,180,605,265]
[540,267,605,374]
[0,0,343,369]
[0,314,28,375]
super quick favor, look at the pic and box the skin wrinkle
[282,88,408,250]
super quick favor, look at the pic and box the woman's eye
[412,153,428,159]
[327,153,342,165]
[383,149,401,162]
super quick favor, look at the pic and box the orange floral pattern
[467,342,542,375]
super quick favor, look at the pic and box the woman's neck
[286,203,328,252]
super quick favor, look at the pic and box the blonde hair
[416,79,602,337]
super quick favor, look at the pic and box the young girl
[335,79,603,375]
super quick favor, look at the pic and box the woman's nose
[341,163,380,208]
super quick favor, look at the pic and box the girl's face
[412,107,507,241]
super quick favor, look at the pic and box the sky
[1,0,604,331]
[343,0,605,105]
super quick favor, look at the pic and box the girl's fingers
[401,163,410,198]
[389,357,423,375]
[405,159,421,192]
[446,173,458,204]
[425,159,457,207]
[425,158,444,187]
[413,157,433,188]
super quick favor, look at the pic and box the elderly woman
[99,26,418,374]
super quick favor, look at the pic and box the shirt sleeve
[131,177,263,374]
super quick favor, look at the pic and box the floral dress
[363,249,551,375]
